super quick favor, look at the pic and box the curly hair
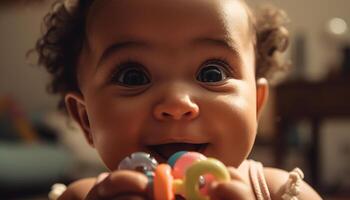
[35,0,93,110]
[35,0,289,111]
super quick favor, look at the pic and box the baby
[36,0,322,199]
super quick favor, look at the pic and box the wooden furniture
[274,77,350,190]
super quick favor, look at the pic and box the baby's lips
[148,143,209,161]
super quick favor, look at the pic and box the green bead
[184,158,230,200]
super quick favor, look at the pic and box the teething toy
[183,158,230,200]
[154,164,174,200]
[118,152,158,177]
[169,151,207,179]
[119,151,230,200]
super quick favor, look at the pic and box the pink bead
[172,152,207,179]
[199,174,215,195]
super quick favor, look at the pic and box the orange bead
[154,164,174,200]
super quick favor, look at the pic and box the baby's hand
[85,170,149,200]
[208,167,255,200]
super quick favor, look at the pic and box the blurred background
[0,0,349,199]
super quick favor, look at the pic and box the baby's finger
[208,181,249,200]
[85,170,148,200]
[112,194,146,200]
[227,166,245,182]
[95,172,110,185]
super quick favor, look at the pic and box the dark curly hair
[35,0,289,111]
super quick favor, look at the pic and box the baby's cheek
[94,139,134,170]
[212,96,257,166]
[91,126,143,170]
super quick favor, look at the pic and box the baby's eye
[111,62,150,86]
[196,60,230,83]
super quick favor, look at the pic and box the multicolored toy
[118,151,230,200]
[118,152,158,179]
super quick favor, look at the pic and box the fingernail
[96,173,110,196]
[209,181,219,190]
[96,172,109,184]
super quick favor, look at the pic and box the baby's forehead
[85,0,252,54]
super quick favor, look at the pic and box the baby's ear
[65,92,94,147]
[256,78,269,120]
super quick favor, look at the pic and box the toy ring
[118,152,158,175]
[170,151,207,179]
[185,158,230,200]
[154,164,174,200]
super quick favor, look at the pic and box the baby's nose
[153,90,199,121]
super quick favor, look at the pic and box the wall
[248,0,350,81]
[0,2,58,114]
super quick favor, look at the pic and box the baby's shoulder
[263,167,322,200]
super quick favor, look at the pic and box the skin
[62,0,322,199]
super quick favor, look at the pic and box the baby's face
[68,0,267,170]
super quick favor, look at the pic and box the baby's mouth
[147,143,209,162]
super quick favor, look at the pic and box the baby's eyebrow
[97,40,150,67]
[97,36,240,68]
[191,36,240,57]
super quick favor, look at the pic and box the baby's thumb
[208,181,249,200]
[227,167,245,182]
